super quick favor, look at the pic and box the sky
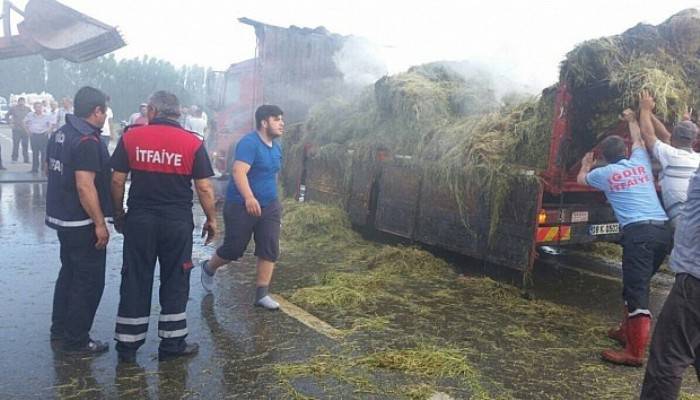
[10,0,700,92]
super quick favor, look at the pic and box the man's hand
[95,223,109,249]
[201,218,217,245]
[639,91,655,112]
[245,196,262,217]
[113,212,126,234]
[683,106,693,122]
[621,108,637,122]
[577,152,595,186]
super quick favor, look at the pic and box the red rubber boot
[607,306,628,346]
[601,314,651,367]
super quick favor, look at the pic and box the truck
[206,17,364,174]
[281,81,630,274]
[207,19,625,275]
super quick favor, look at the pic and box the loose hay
[274,201,700,399]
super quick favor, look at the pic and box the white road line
[271,294,345,341]
[429,393,455,400]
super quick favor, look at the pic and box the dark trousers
[30,133,47,172]
[621,223,671,312]
[11,128,28,162]
[115,211,194,355]
[51,226,106,348]
[641,273,700,399]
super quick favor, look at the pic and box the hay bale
[659,9,700,54]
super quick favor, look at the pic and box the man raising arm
[576,109,671,367]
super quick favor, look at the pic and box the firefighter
[110,90,217,363]
[45,86,112,354]
[577,109,671,367]
[198,105,284,310]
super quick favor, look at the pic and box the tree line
[0,54,211,120]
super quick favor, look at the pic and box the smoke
[333,35,540,105]
[434,60,540,103]
[333,36,388,87]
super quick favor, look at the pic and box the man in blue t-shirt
[199,105,284,310]
[577,109,671,367]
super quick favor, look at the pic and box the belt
[623,219,667,230]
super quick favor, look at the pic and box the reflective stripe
[159,312,186,322]
[116,316,150,325]
[45,216,93,227]
[114,332,147,342]
[158,328,188,338]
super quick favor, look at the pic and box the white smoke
[333,36,388,87]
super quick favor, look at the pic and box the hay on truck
[282,9,700,269]
[561,8,700,166]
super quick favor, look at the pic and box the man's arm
[638,91,658,150]
[232,160,261,217]
[650,114,672,144]
[622,109,644,149]
[111,171,128,233]
[577,152,595,186]
[22,115,29,134]
[194,178,217,245]
[76,170,109,249]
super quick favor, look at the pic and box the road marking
[429,393,455,400]
[271,294,345,341]
[554,263,620,283]
[553,262,672,295]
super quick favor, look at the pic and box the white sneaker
[255,295,279,310]
[200,260,214,293]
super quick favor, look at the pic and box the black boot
[158,342,199,362]
[63,338,109,355]
[117,350,137,364]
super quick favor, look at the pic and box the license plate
[589,223,620,235]
[571,211,589,223]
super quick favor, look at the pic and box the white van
[0,97,8,123]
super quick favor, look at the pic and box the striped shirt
[653,140,700,218]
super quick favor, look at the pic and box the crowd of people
[577,91,700,398]
[44,86,283,364]
[1,95,209,171]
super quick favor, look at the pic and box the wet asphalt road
[0,180,682,400]
[0,181,332,399]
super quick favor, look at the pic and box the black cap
[672,121,698,142]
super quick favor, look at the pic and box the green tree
[0,54,211,120]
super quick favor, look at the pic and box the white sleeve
[653,140,674,168]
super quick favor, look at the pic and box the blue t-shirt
[586,147,668,227]
[226,131,282,207]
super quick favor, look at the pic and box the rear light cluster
[537,209,589,225]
